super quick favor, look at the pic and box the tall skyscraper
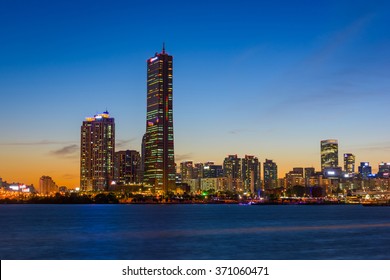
[263,159,278,189]
[343,153,355,174]
[80,111,115,191]
[143,46,175,192]
[321,139,338,170]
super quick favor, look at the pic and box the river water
[0,204,389,259]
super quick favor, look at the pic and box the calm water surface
[0,204,389,259]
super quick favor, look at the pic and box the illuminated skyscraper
[80,112,115,191]
[343,153,355,174]
[321,139,338,170]
[143,46,175,192]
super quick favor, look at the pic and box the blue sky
[0,0,389,187]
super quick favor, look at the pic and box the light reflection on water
[0,204,389,260]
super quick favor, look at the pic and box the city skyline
[1,0,390,188]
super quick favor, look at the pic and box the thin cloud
[351,142,390,152]
[228,129,246,135]
[50,144,79,156]
[0,140,75,146]
[175,153,193,162]
[304,13,375,69]
[116,138,137,149]
[62,174,76,180]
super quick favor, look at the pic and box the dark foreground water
[0,204,389,259]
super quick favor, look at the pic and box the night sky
[1,0,389,188]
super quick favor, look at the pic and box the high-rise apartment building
[114,150,141,184]
[203,162,223,178]
[38,176,57,194]
[223,155,242,190]
[180,161,194,180]
[143,46,175,192]
[263,159,278,189]
[321,139,338,170]
[80,111,115,191]
[223,155,241,179]
[241,155,260,193]
[343,153,355,174]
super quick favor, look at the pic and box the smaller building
[38,176,58,194]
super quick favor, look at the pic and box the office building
[304,167,315,187]
[344,153,355,174]
[358,162,372,179]
[378,162,390,179]
[80,111,115,191]
[143,46,175,192]
[285,168,304,188]
[321,139,338,170]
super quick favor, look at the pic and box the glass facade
[343,153,355,174]
[143,48,175,192]
[321,139,338,170]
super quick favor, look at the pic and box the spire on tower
[162,42,166,54]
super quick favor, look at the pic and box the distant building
[285,168,304,188]
[223,155,242,190]
[200,177,227,191]
[263,159,278,189]
[193,163,204,179]
[114,150,141,184]
[377,162,390,179]
[323,167,342,179]
[358,162,372,179]
[38,176,57,194]
[321,139,338,170]
[304,167,315,187]
[80,111,115,191]
[180,161,194,180]
[241,155,260,193]
[344,153,355,174]
[203,162,223,178]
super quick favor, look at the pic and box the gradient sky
[1,0,390,188]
